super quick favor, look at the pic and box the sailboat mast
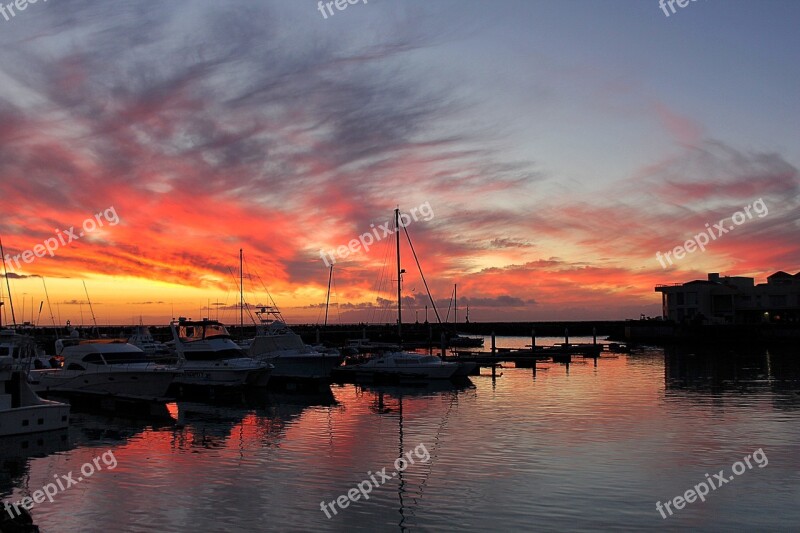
[455,283,458,324]
[324,265,333,327]
[395,208,402,342]
[239,248,244,338]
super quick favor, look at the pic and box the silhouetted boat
[29,340,179,401]
[0,355,70,437]
[247,307,344,380]
[170,317,272,388]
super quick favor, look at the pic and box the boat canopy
[178,320,232,341]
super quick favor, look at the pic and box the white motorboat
[248,307,344,380]
[0,355,70,437]
[170,318,272,388]
[336,351,459,381]
[29,340,180,401]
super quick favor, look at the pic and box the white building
[655,271,800,324]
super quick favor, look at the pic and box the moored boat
[0,355,70,437]
[248,307,344,381]
[29,340,180,401]
[170,317,273,389]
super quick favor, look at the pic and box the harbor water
[2,337,798,532]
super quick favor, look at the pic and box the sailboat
[336,209,459,382]
[447,284,484,348]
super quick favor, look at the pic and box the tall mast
[324,265,333,327]
[395,208,402,343]
[240,248,244,339]
[455,283,458,324]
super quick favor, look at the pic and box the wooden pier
[441,329,616,375]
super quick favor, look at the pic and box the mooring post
[491,331,496,355]
[441,332,446,359]
[531,328,536,352]
[593,326,597,345]
[565,327,569,346]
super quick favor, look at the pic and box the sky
[0,0,798,326]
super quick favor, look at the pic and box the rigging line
[0,235,17,325]
[331,266,341,325]
[245,255,286,322]
[82,280,99,333]
[444,285,455,324]
[369,230,392,325]
[41,278,58,329]
[402,225,442,324]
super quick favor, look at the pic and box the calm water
[2,337,799,532]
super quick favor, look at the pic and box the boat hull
[335,362,460,382]
[30,368,178,401]
[254,353,344,380]
[0,402,71,437]
[173,361,272,388]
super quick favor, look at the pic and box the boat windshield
[179,322,231,341]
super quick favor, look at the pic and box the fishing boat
[0,355,70,437]
[170,317,272,389]
[29,340,180,401]
[248,307,344,380]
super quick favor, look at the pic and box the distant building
[655,272,800,324]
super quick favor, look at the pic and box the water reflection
[0,430,71,497]
[665,345,800,397]
[4,349,800,532]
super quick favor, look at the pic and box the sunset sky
[0,0,798,326]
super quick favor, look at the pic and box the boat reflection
[172,385,338,451]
